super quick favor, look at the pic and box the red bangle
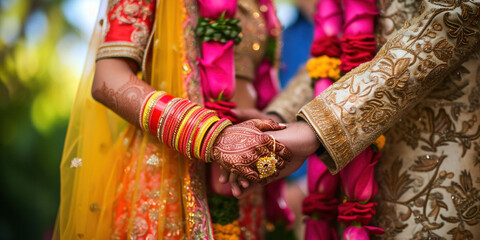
[157,98,181,141]
[170,102,197,150]
[163,100,192,148]
[147,94,172,135]
[181,109,215,157]
[178,108,204,155]
[162,99,189,147]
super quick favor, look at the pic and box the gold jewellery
[257,135,278,179]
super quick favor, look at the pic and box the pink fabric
[305,218,338,240]
[342,0,378,36]
[198,41,236,101]
[197,0,237,19]
[313,0,343,41]
[253,59,280,110]
[264,180,295,228]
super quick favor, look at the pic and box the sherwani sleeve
[96,0,156,66]
[264,66,314,122]
[297,0,480,174]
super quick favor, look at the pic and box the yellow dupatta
[54,0,213,239]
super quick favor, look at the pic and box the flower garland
[196,1,284,239]
[302,0,342,239]
[306,55,341,80]
[197,0,239,122]
[303,0,385,239]
[195,2,242,239]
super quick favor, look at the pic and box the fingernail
[278,123,286,127]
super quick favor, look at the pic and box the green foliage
[0,0,86,238]
[208,193,240,225]
[196,13,242,44]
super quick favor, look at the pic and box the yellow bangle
[141,91,165,131]
[185,110,215,159]
[204,119,232,163]
[194,116,219,159]
[174,106,201,151]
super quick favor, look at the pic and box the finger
[229,172,242,197]
[243,119,286,132]
[219,166,230,184]
[275,140,292,163]
[238,176,250,189]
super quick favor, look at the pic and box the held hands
[216,120,322,198]
[211,119,292,185]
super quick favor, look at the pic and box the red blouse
[96,0,156,66]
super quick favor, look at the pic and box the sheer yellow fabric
[54,0,213,239]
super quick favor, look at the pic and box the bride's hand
[211,119,291,189]
[227,121,322,198]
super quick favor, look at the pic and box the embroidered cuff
[297,98,355,174]
[96,42,145,67]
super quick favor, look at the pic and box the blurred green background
[0,0,99,238]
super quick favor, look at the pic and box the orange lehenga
[54,0,278,239]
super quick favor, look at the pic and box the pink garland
[197,0,238,121]
[303,0,342,238]
[199,1,294,230]
[304,0,384,239]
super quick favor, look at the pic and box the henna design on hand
[211,119,292,183]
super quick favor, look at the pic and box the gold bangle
[156,98,181,142]
[138,91,155,129]
[174,106,201,151]
[186,110,215,159]
[204,119,232,163]
[194,116,219,159]
[142,91,166,131]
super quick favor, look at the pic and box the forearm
[92,58,154,126]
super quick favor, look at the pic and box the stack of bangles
[139,91,232,162]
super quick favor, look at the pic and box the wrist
[297,120,322,154]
